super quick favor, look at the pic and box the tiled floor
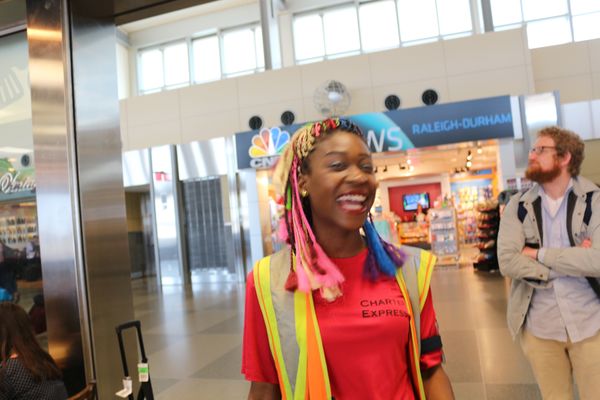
[132,265,545,400]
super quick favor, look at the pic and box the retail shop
[0,30,43,309]
[234,95,539,271]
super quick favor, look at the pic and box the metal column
[26,0,135,397]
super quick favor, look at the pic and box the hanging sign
[235,95,516,169]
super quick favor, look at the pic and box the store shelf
[473,201,499,271]
[0,216,37,248]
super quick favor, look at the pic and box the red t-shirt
[242,248,443,400]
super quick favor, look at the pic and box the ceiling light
[409,165,414,171]
[477,146,483,154]
[406,159,412,165]
[466,160,472,168]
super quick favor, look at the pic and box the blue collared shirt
[526,182,600,343]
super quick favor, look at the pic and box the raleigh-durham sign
[235,95,518,169]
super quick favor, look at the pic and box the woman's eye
[329,161,345,170]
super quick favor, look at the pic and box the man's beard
[525,160,561,184]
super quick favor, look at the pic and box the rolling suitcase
[115,320,155,400]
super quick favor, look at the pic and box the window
[526,16,571,48]
[292,0,474,64]
[222,26,264,77]
[437,0,472,36]
[397,0,439,42]
[358,0,400,52]
[192,35,220,84]
[571,0,600,42]
[491,0,600,48]
[573,12,600,42]
[163,42,189,88]
[293,14,325,63]
[490,0,522,26]
[137,24,265,94]
[138,41,189,94]
[293,6,361,63]
[322,7,360,57]
[139,49,163,94]
[522,0,567,20]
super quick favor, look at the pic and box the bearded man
[498,126,600,400]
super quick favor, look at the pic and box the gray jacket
[497,175,600,339]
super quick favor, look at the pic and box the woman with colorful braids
[242,118,454,400]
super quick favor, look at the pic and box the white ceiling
[118,0,255,32]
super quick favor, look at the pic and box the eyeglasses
[529,146,557,155]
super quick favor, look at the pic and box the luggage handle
[116,321,149,376]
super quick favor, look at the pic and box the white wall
[120,28,534,150]
[532,39,600,104]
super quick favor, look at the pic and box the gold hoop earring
[300,189,308,198]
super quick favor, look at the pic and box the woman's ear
[298,173,308,194]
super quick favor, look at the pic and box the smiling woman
[241,118,454,400]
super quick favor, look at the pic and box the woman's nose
[347,166,368,183]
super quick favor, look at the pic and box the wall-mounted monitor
[402,192,430,211]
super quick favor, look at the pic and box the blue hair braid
[363,219,398,277]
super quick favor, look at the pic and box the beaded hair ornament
[273,118,406,301]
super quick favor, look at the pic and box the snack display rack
[398,221,429,246]
[428,207,459,266]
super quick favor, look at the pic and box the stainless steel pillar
[26,0,135,397]
[150,145,189,285]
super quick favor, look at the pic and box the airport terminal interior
[2,0,600,398]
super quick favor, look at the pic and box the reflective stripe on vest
[254,246,436,400]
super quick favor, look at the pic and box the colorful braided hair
[273,118,407,301]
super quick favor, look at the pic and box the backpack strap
[517,200,527,223]
[584,191,594,226]
[582,191,599,298]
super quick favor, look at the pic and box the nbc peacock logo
[248,127,290,168]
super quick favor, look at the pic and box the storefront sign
[0,159,35,201]
[235,95,516,169]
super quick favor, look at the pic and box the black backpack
[517,191,600,298]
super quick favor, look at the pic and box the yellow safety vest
[253,246,437,400]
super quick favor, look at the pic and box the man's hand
[522,246,538,260]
